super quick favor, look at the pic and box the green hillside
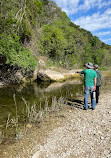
[1,0,111,72]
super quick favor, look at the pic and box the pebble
[26,123,32,128]
[2,93,111,158]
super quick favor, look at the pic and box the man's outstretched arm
[76,71,81,73]
[93,77,97,91]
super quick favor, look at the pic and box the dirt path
[1,91,111,158]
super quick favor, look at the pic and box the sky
[53,0,111,46]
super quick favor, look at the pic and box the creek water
[0,73,111,143]
[0,78,84,143]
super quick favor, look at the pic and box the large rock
[32,68,38,81]
[15,70,23,81]
[37,69,64,81]
[32,59,46,81]
[0,82,5,88]
[37,69,80,82]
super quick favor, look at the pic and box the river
[0,73,111,144]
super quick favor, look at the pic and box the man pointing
[77,62,97,110]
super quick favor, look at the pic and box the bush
[0,33,37,71]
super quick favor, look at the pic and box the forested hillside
[1,0,111,72]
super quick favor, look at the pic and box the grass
[6,94,18,132]
[22,96,64,123]
[99,66,111,71]
[5,95,64,143]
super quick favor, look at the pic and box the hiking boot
[83,107,87,110]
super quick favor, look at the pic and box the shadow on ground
[64,98,84,110]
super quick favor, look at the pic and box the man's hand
[93,78,97,91]
[93,86,96,91]
[76,71,81,73]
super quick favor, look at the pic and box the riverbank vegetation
[3,94,64,144]
[1,0,111,74]
[1,88,111,157]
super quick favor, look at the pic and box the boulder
[0,82,5,88]
[32,68,38,81]
[37,69,65,81]
[36,69,81,82]
[15,70,23,81]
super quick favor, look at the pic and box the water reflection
[0,79,83,128]
[0,75,111,143]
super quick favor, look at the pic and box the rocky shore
[0,68,81,89]
[0,56,81,86]
[0,89,111,158]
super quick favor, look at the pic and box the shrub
[0,33,37,71]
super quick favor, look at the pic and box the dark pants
[96,86,101,104]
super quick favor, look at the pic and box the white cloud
[102,38,111,42]
[79,0,97,11]
[54,0,111,15]
[55,0,79,10]
[54,0,111,45]
[98,1,111,9]
[96,31,111,36]
[54,0,80,15]
[73,9,111,31]
[105,8,111,15]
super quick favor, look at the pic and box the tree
[40,25,67,60]
[82,43,92,64]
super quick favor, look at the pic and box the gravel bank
[1,91,111,158]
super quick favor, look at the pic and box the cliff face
[1,0,111,75]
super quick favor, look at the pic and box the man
[94,64,102,104]
[77,62,97,110]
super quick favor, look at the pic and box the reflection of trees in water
[0,77,110,143]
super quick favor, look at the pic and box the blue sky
[53,0,111,46]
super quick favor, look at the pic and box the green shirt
[81,69,97,86]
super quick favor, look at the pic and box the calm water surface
[0,79,83,133]
[0,74,111,143]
